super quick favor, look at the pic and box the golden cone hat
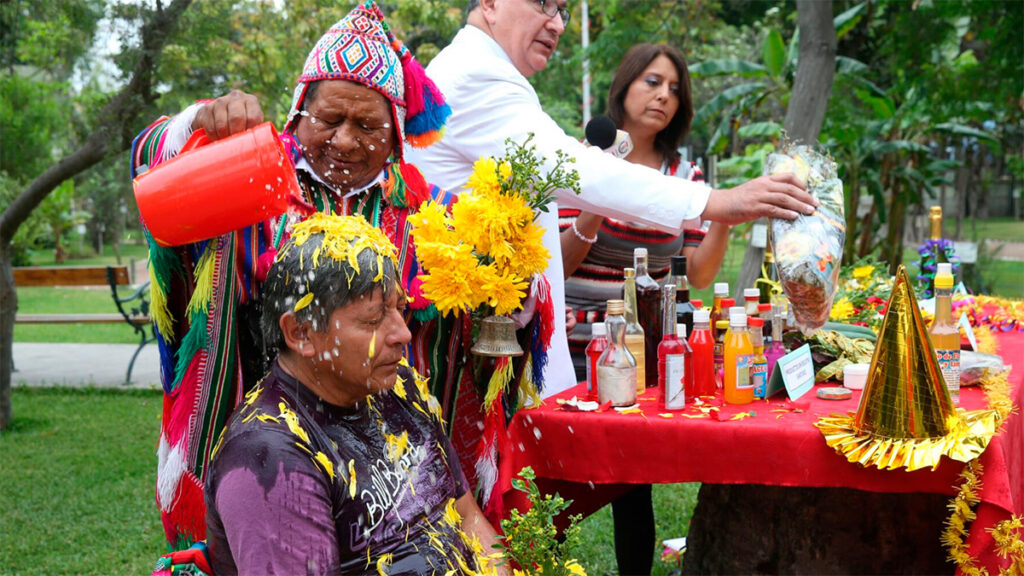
[853,265,954,438]
[814,266,1001,471]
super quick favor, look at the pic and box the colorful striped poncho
[131,114,471,552]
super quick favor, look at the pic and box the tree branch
[0,0,193,246]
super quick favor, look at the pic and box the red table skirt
[500,330,1024,573]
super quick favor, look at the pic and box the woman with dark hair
[559,43,731,575]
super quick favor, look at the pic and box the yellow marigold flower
[564,559,587,576]
[415,240,477,274]
[829,297,856,320]
[284,213,397,283]
[442,497,462,527]
[503,221,550,278]
[478,265,529,316]
[409,201,453,245]
[421,268,478,317]
[467,157,501,197]
[853,265,875,279]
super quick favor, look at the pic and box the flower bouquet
[410,134,579,514]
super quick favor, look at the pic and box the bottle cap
[749,317,764,328]
[729,306,745,316]
[691,298,703,308]
[730,312,747,327]
[715,320,730,329]
[693,309,710,323]
[935,263,954,289]
[937,263,952,275]
[744,288,760,299]
[606,299,625,315]
[758,303,772,312]
[624,267,635,279]
[714,282,729,295]
[670,255,688,277]
[634,247,648,258]
[677,323,687,338]
[721,297,735,308]
[592,322,606,336]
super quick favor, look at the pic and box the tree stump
[682,483,952,575]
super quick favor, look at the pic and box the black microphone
[584,115,633,158]
[584,115,618,149]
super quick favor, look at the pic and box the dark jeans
[611,484,655,576]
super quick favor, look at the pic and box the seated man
[204,213,503,575]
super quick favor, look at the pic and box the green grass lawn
[26,242,150,267]
[0,388,696,575]
[963,217,1024,243]
[0,388,165,575]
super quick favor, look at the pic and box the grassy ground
[963,217,1024,242]
[0,388,165,575]
[0,388,694,575]
[25,242,150,267]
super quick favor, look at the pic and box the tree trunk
[0,0,193,431]
[735,0,837,295]
[0,244,14,430]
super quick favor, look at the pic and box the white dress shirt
[407,25,712,397]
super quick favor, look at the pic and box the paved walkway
[12,343,162,390]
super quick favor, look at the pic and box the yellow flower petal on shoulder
[348,459,358,498]
[375,552,393,576]
[314,451,335,480]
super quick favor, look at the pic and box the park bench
[13,265,154,384]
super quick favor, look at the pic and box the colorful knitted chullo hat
[284,1,450,158]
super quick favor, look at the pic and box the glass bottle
[713,319,729,389]
[585,322,608,401]
[724,313,754,405]
[597,300,638,407]
[709,282,729,340]
[930,262,960,404]
[668,255,696,337]
[758,303,773,344]
[622,268,646,393]
[749,317,768,399]
[634,248,661,388]
[758,249,779,304]
[689,308,716,398]
[927,206,948,298]
[765,304,787,378]
[658,286,689,410]
[743,288,760,317]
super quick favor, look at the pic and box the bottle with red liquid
[658,285,690,410]
[689,308,715,398]
[633,248,661,388]
[585,322,608,401]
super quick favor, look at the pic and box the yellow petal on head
[368,331,376,359]
[294,292,315,312]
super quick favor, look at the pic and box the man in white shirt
[406,0,817,397]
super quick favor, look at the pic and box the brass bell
[471,315,524,357]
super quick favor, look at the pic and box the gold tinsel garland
[942,370,1023,575]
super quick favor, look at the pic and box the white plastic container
[844,363,869,390]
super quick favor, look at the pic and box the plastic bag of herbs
[767,145,846,336]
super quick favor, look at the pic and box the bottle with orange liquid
[929,262,960,404]
[724,312,754,405]
[709,282,729,339]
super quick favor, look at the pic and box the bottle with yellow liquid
[724,312,754,405]
[929,262,960,404]
[623,268,646,394]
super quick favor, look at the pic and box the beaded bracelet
[572,220,598,244]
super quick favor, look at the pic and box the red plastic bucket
[134,122,302,247]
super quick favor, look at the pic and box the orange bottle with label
[724,312,754,405]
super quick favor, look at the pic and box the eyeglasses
[532,0,570,25]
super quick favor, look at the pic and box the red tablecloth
[501,330,1024,573]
